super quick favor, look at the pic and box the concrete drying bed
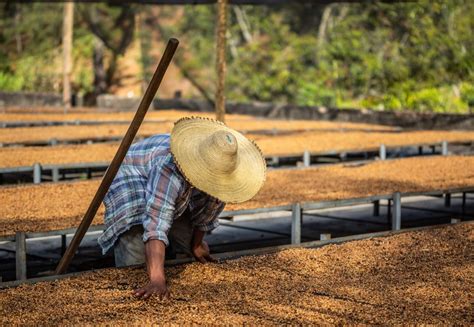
[251,130,474,156]
[0,156,473,237]
[0,110,253,124]
[1,223,472,325]
[0,121,397,145]
[0,111,393,130]
[1,130,473,168]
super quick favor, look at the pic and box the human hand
[133,278,170,300]
[192,240,217,264]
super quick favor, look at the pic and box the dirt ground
[0,156,473,237]
[1,130,473,168]
[0,223,472,325]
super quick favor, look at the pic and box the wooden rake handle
[55,38,179,274]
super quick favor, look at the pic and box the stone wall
[0,91,62,107]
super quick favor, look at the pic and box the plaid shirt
[98,134,225,254]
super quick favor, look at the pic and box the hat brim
[170,117,266,203]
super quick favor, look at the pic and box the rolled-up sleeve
[192,198,225,232]
[142,161,183,246]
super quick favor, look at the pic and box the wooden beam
[62,2,74,112]
[215,0,228,123]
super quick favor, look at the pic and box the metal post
[387,199,392,223]
[373,200,380,216]
[52,167,60,182]
[271,156,279,166]
[379,144,386,160]
[441,141,448,156]
[444,193,451,207]
[33,163,42,184]
[392,192,401,231]
[15,232,27,280]
[61,234,67,255]
[303,150,310,167]
[320,233,331,241]
[462,192,466,216]
[291,203,302,244]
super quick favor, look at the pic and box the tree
[79,4,136,96]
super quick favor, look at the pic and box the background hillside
[0,1,473,113]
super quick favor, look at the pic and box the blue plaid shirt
[98,134,225,254]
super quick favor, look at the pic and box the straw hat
[170,117,266,203]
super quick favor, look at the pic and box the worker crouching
[98,117,266,299]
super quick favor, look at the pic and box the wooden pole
[55,38,179,275]
[62,2,74,113]
[215,0,228,123]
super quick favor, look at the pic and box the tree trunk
[62,2,74,112]
[317,4,332,49]
[14,5,22,54]
[233,6,253,44]
[215,0,228,123]
[93,37,107,96]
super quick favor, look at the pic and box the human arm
[189,196,225,263]
[135,159,183,299]
[133,239,169,299]
[191,229,216,263]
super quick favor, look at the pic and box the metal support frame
[15,232,27,280]
[462,192,467,215]
[291,203,302,244]
[373,200,380,216]
[392,192,401,231]
[61,234,67,255]
[52,167,60,182]
[303,150,311,167]
[33,163,42,184]
[387,199,392,222]
[0,140,470,186]
[444,193,451,207]
[441,141,448,156]
[379,144,386,160]
[2,222,471,289]
[320,233,331,241]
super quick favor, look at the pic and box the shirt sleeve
[142,160,183,246]
[192,197,226,232]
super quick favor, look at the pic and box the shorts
[113,214,193,267]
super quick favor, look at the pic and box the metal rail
[1,141,466,185]
[1,221,471,289]
[0,119,171,128]
[1,186,472,282]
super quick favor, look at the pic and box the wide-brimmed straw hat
[170,117,266,203]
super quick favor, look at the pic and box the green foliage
[460,83,474,107]
[0,72,23,91]
[296,82,336,107]
[406,88,446,113]
[0,1,473,113]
